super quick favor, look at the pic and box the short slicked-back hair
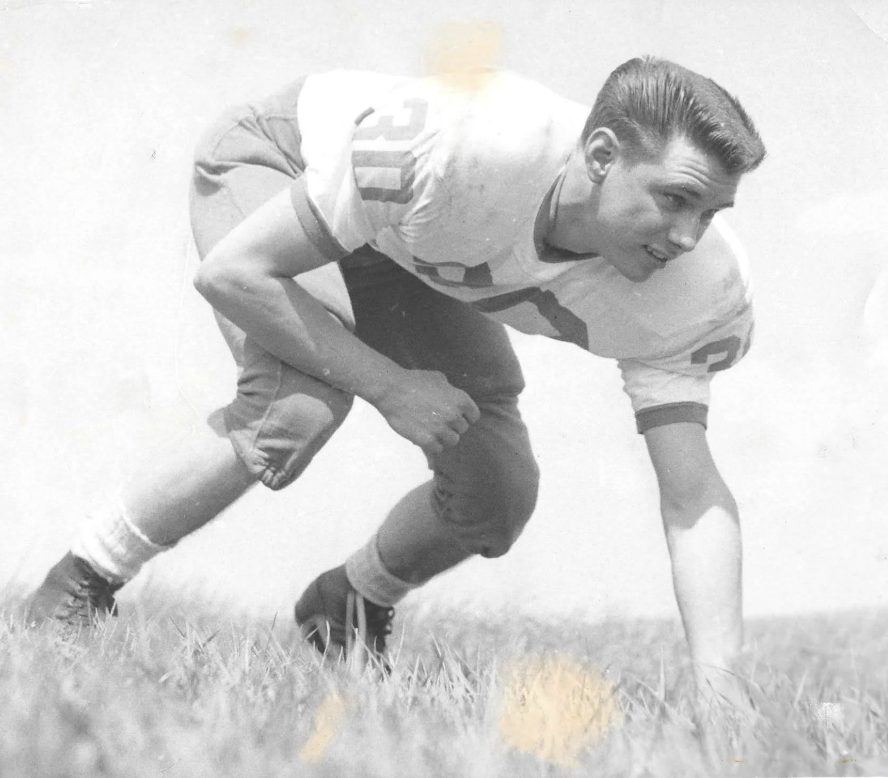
[583,56,766,175]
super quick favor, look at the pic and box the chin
[605,252,655,283]
[616,264,655,283]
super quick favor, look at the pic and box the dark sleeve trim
[635,402,709,434]
[289,176,350,262]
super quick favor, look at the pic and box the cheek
[604,204,656,241]
[600,189,660,237]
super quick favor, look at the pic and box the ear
[583,128,621,184]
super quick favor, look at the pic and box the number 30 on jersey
[352,99,428,205]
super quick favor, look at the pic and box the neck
[543,149,600,254]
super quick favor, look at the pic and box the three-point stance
[27,57,765,700]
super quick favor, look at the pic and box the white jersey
[285,70,755,432]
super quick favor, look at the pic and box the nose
[667,214,700,253]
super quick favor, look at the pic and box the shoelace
[344,592,394,657]
[68,563,120,620]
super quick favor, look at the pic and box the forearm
[195,265,403,404]
[194,190,480,454]
[662,489,743,679]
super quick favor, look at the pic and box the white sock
[345,534,415,607]
[71,491,172,584]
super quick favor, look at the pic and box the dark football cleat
[293,565,394,669]
[24,552,122,628]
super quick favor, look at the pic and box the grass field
[1,594,887,778]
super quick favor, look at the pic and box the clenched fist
[371,369,480,454]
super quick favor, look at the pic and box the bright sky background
[1,0,887,625]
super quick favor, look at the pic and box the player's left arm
[644,420,744,703]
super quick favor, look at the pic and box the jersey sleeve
[291,88,441,260]
[618,302,755,434]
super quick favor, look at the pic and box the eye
[663,192,686,209]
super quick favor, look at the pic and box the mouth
[643,245,673,266]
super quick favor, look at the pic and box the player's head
[582,56,766,175]
[554,57,764,283]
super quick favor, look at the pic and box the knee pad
[431,401,539,558]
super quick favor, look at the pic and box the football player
[26,57,765,703]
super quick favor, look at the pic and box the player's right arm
[193,188,479,454]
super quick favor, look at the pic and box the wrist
[350,360,408,408]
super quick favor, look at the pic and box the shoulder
[636,216,753,329]
[647,217,755,373]
[352,72,587,173]
[403,72,590,227]
[432,72,589,177]
[686,216,753,327]
[341,72,589,243]
[584,216,754,370]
